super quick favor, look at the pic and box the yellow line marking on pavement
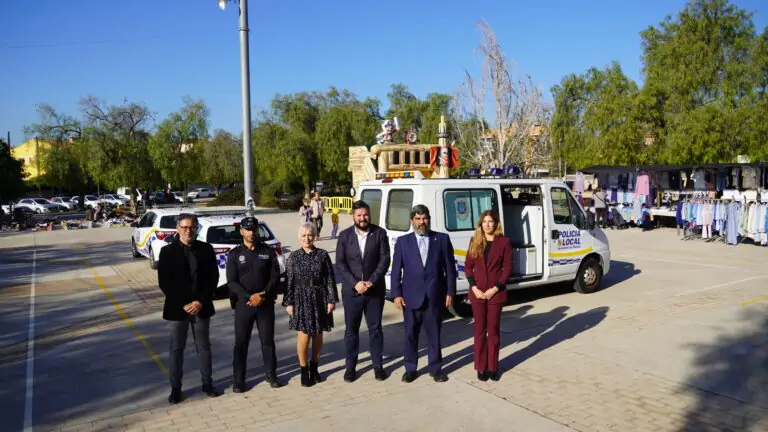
[741,296,768,306]
[77,248,168,376]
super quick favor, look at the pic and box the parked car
[187,188,215,199]
[50,197,73,210]
[15,198,62,213]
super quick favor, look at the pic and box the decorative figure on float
[376,117,400,144]
[405,125,419,144]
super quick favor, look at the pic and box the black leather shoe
[401,371,417,383]
[489,371,500,381]
[310,361,323,384]
[201,384,222,397]
[430,371,449,383]
[232,384,246,393]
[373,367,387,381]
[343,368,357,383]
[265,374,283,389]
[477,371,489,382]
[300,366,313,387]
[168,388,182,404]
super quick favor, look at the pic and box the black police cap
[240,217,258,230]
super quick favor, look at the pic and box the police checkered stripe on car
[548,257,582,267]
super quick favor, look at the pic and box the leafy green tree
[24,105,90,195]
[79,97,161,206]
[199,129,243,189]
[149,97,209,187]
[385,84,452,143]
[551,62,645,168]
[0,138,26,204]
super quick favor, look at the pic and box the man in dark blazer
[391,204,456,383]
[158,213,222,404]
[335,200,391,382]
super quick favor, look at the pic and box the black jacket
[226,242,280,304]
[335,224,391,298]
[157,240,218,321]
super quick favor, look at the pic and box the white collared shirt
[356,227,369,259]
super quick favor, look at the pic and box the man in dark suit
[391,204,456,383]
[335,200,391,382]
[158,213,222,404]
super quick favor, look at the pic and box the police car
[130,207,193,269]
[195,215,287,295]
[355,170,612,317]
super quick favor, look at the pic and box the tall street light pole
[218,0,254,212]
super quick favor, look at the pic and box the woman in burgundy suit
[464,210,513,381]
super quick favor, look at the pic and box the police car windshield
[159,216,180,229]
[207,224,275,244]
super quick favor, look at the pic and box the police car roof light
[374,171,423,180]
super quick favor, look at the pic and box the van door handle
[551,230,560,240]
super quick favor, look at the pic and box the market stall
[576,163,768,245]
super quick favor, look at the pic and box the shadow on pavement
[679,308,768,431]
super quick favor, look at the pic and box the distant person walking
[463,210,512,382]
[311,191,325,237]
[283,222,339,387]
[157,214,222,404]
[299,198,314,225]
[593,187,608,228]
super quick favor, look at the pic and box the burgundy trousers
[471,299,503,372]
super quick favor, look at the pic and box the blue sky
[1,0,765,145]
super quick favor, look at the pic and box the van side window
[386,189,414,231]
[444,189,497,231]
[550,188,587,229]
[360,189,382,225]
[567,193,587,230]
[550,188,572,225]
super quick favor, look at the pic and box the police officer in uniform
[227,217,283,391]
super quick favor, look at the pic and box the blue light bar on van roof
[375,171,417,180]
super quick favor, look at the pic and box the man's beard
[413,224,429,236]
[354,221,369,231]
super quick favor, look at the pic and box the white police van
[355,170,612,317]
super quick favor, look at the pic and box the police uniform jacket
[226,242,280,304]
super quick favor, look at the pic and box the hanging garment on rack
[634,172,650,199]
[731,168,741,189]
[575,172,585,193]
[716,168,729,191]
[692,169,706,190]
[743,167,758,189]
[726,203,739,244]
[701,203,713,239]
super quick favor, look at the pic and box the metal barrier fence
[322,196,353,214]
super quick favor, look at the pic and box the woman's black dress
[282,247,339,335]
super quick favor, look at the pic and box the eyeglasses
[178,225,196,231]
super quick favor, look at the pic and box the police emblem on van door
[456,199,469,221]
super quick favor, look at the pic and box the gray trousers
[169,316,212,389]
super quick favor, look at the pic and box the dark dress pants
[403,297,443,374]
[233,301,277,386]
[343,294,385,370]
[471,299,503,372]
[169,316,212,389]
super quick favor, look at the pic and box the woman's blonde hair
[468,210,503,258]
[298,222,317,239]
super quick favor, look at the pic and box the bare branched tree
[452,21,552,175]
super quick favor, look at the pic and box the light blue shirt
[414,232,429,257]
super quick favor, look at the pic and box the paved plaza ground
[1,209,768,432]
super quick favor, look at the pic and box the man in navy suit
[391,204,456,383]
[335,200,391,382]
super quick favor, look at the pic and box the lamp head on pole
[217,0,228,11]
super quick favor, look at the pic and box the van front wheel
[447,295,473,318]
[574,257,602,294]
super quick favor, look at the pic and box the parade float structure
[348,116,459,191]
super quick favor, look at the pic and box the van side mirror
[586,212,596,231]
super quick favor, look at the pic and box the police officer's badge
[239,255,246,263]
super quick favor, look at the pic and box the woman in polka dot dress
[283,222,339,387]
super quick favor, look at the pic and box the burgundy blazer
[464,236,513,305]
